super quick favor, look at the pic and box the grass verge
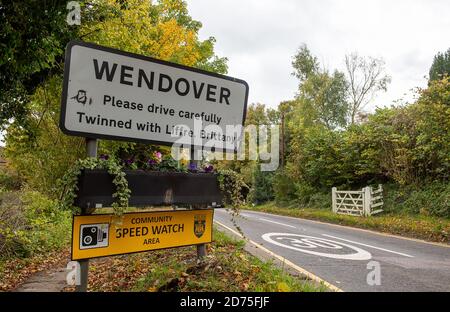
[64,227,326,292]
[247,202,450,244]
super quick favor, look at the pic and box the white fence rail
[332,184,384,217]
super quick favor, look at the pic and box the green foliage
[273,169,297,204]
[248,163,274,204]
[299,70,349,129]
[383,183,450,218]
[0,0,79,128]
[0,167,22,191]
[429,48,450,82]
[293,182,317,206]
[357,77,450,185]
[59,157,131,215]
[217,169,247,230]
[217,169,247,209]
[292,44,349,130]
[213,103,278,202]
[158,156,186,172]
[291,44,319,82]
[4,76,84,197]
[0,190,71,259]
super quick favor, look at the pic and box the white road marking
[214,220,343,292]
[262,233,372,261]
[239,213,255,219]
[258,217,297,228]
[322,234,414,258]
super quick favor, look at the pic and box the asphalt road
[214,209,450,292]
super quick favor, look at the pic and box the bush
[0,190,71,259]
[248,163,275,204]
[383,182,450,218]
[294,181,316,206]
[273,169,297,204]
[307,192,332,210]
[0,167,22,191]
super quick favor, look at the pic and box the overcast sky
[186,0,450,110]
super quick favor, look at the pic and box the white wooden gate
[332,184,383,217]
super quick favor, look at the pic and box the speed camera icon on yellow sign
[80,223,109,250]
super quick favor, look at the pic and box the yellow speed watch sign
[71,209,213,260]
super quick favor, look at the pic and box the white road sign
[60,41,248,151]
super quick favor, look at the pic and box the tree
[429,48,450,82]
[248,161,274,204]
[292,44,349,130]
[0,0,79,128]
[300,70,349,129]
[345,53,391,124]
[291,44,319,82]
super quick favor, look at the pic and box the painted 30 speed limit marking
[262,233,372,260]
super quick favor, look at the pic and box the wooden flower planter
[74,169,223,209]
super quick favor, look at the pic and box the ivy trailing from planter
[217,169,248,234]
[59,157,131,215]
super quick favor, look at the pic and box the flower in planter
[188,162,198,172]
[125,158,134,165]
[204,164,214,173]
[99,154,109,161]
[123,158,138,170]
[154,151,162,162]
[146,158,157,169]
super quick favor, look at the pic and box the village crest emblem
[194,214,206,238]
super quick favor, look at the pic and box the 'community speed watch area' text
[71,210,214,260]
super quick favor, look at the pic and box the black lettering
[120,65,134,86]
[138,69,154,89]
[152,225,161,235]
[93,59,117,81]
[193,81,204,99]
[158,74,172,92]
[86,115,97,124]
[103,95,111,105]
[175,78,190,96]
[206,84,217,102]
[219,87,231,105]
[77,111,85,122]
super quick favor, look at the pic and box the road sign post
[76,138,97,292]
[190,146,207,260]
